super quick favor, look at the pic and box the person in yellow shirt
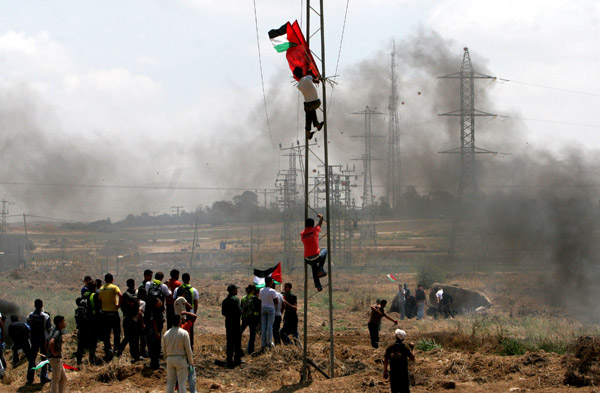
[98,273,122,360]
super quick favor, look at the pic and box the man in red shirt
[301,214,327,291]
[166,269,183,329]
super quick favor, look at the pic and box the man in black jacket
[221,284,242,369]
[8,315,30,368]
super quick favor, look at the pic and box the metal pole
[302,0,311,381]
[190,211,199,268]
[23,213,30,269]
[319,0,335,377]
[250,225,254,269]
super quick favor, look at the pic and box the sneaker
[316,287,323,292]
[316,121,325,131]
[41,378,51,384]
[317,270,328,278]
[306,130,315,140]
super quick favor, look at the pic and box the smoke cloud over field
[0,28,598,312]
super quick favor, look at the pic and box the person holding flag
[301,214,327,291]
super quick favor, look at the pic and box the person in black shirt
[221,284,242,369]
[75,281,102,365]
[8,315,31,368]
[279,283,299,345]
[415,285,427,320]
[384,329,415,393]
[27,299,51,384]
[119,279,142,362]
[145,295,164,370]
[440,291,455,319]
[368,300,398,348]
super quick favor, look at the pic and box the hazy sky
[0,0,599,221]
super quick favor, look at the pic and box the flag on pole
[387,274,398,282]
[253,262,282,288]
[268,20,320,81]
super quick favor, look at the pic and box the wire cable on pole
[498,115,600,128]
[327,0,350,116]
[253,0,275,147]
[496,78,600,98]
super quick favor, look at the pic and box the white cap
[395,329,406,339]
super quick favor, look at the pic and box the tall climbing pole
[302,0,335,381]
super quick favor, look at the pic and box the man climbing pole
[301,213,327,292]
[294,67,324,140]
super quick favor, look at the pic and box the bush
[499,338,528,356]
[416,338,442,352]
[211,273,224,281]
[416,263,445,289]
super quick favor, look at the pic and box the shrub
[499,338,528,356]
[416,338,442,352]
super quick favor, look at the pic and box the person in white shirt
[293,67,324,140]
[272,282,284,345]
[163,315,193,393]
[258,276,279,350]
[435,287,444,319]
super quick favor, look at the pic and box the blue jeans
[305,248,327,289]
[416,302,425,320]
[261,306,275,348]
[178,366,196,393]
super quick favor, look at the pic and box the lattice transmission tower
[439,47,496,264]
[352,106,383,247]
[275,142,302,269]
[386,43,402,209]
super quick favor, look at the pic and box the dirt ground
[1,266,598,393]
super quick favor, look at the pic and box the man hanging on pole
[294,67,324,141]
[301,213,327,292]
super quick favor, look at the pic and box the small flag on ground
[268,20,320,81]
[254,262,282,288]
[31,360,49,370]
[387,274,398,282]
[63,364,79,371]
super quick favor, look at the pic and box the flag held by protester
[268,20,320,81]
[254,262,282,288]
[387,273,398,282]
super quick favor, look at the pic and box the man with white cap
[383,329,415,393]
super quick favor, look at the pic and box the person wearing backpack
[165,270,182,330]
[144,272,171,370]
[119,279,142,362]
[173,273,198,347]
[75,280,101,365]
[27,299,52,385]
[137,269,153,358]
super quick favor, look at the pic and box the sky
[0,0,599,221]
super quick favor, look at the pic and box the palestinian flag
[63,364,80,371]
[387,274,398,282]
[268,20,320,81]
[254,262,282,288]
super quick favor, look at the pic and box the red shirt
[301,226,321,257]
[166,279,182,305]
[181,319,194,334]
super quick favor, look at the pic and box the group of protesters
[222,275,299,369]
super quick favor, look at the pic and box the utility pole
[439,47,496,264]
[386,42,402,209]
[352,106,383,247]
[0,200,14,234]
[171,206,183,243]
[303,0,335,380]
[276,142,302,270]
[23,213,29,269]
[189,210,199,268]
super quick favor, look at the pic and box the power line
[0,181,272,192]
[498,115,600,128]
[497,78,600,98]
[253,0,275,147]
[327,0,349,111]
